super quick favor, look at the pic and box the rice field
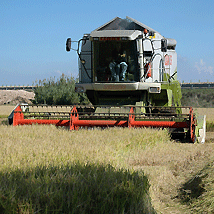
[0,105,214,213]
[0,124,214,213]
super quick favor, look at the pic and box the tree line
[33,74,90,105]
[33,74,214,107]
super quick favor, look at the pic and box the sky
[0,0,214,86]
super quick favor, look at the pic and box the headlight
[149,87,161,93]
[75,86,84,93]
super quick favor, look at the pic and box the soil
[0,90,35,105]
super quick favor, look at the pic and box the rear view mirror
[161,39,167,52]
[66,38,71,52]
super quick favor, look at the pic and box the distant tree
[33,74,90,105]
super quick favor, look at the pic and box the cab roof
[91,16,159,34]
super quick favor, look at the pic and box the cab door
[79,40,92,83]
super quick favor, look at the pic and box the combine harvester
[11,16,206,143]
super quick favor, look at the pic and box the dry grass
[181,107,214,122]
[0,125,214,213]
[178,159,214,214]
[195,108,214,121]
[0,105,16,117]
[0,126,169,170]
[132,142,214,213]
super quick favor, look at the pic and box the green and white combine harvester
[11,16,206,143]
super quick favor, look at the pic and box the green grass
[0,115,8,118]
[206,121,214,132]
[0,120,8,125]
[0,115,8,125]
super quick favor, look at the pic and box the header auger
[9,16,206,143]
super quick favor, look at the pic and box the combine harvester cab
[11,16,206,143]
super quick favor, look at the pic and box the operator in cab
[109,46,128,82]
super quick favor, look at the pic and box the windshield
[93,41,139,82]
